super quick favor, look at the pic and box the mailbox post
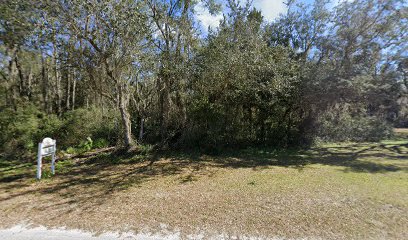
[37,138,56,180]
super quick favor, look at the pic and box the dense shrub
[0,104,67,158]
[317,105,393,142]
[58,107,119,148]
[0,105,119,159]
[0,104,43,157]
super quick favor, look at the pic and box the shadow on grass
[0,149,207,211]
[152,141,408,176]
[208,142,408,173]
[0,141,407,211]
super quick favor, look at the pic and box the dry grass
[395,128,408,134]
[0,132,407,239]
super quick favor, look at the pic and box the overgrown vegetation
[0,104,118,157]
[317,104,394,142]
[1,0,407,158]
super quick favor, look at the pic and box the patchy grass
[0,131,407,239]
[395,128,408,133]
[393,128,408,140]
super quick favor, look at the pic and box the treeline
[1,0,407,157]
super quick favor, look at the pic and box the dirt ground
[1,136,407,239]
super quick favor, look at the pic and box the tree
[146,0,221,145]
[0,0,39,108]
[187,2,301,147]
[45,0,151,148]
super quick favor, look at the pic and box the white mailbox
[37,138,57,179]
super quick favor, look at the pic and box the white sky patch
[195,2,223,33]
[252,0,287,22]
[194,0,287,32]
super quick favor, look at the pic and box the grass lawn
[0,132,407,239]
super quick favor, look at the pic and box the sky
[195,0,294,33]
[194,0,349,33]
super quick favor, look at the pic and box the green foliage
[317,104,394,142]
[93,138,110,149]
[183,8,302,148]
[0,104,60,158]
[0,105,37,154]
[0,0,406,155]
[79,137,93,152]
[59,107,119,149]
[0,105,119,158]
[138,144,154,155]
[64,137,95,155]
[65,147,78,155]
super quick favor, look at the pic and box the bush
[0,103,62,158]
[317,104,393,142]
[63,137,94,155]
[0,104,36,157]
[93,138,110,149]
[58,107,119,149]
[0,105,119,159]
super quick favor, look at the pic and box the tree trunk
[139,117,144,141]
[41,51,49,113]
[27,68,33,100]
[66,69,71,110]
[14,48,26,98]
[118,85,134,148]
[157,75,170,140]
[72,74,76,110]
[120,106,133,147]
[47,66,53,113]
[8,46,18,110]
[53,38,61,115]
